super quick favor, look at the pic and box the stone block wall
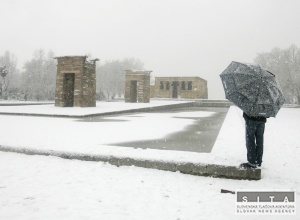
[154,76,208,99]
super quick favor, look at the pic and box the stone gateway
[124,70,152,103]
[54,56,99,107]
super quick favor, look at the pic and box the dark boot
[239,162,257,169]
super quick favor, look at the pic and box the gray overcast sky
[1,0,300,99]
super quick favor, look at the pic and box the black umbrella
[220,61,285,117]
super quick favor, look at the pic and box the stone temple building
[54,56,99,107]
[151,76,208,99]
[124,70,152,103]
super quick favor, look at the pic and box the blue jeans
[245,120,265,165]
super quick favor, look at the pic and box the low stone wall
[0,145,261,180]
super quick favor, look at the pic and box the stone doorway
[130,80,138,102]
[63,73,75,107]
[172,81,179,98]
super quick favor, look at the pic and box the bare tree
[96,57,144,100]
[0,51,18,99]
[21,49,56,101]
[254,45,300,104]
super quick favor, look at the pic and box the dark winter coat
[243,112,267,123]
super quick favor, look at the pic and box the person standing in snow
[239,112,267,169]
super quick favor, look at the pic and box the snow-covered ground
[0,102,299,219]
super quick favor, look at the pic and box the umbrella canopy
[220,61,285,117]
